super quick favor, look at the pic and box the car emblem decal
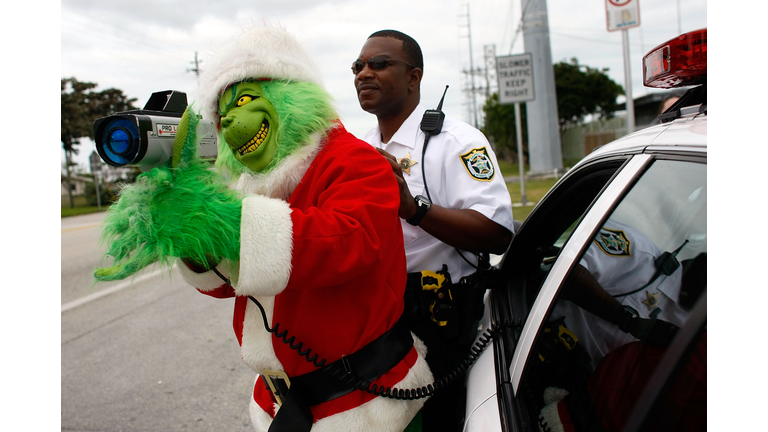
[460,147,495,181]
[594,228,632,257]
[642,291,660,311]
[398,152,418,175]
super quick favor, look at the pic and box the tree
[481,93,528,163]
[481,58,623,162]
[61,78,137,208]
[554,58,624,129]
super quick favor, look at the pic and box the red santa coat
[177,124,432,432]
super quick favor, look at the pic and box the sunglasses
[351,56,416,74]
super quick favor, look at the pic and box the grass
[505,178,558,222]
[60,158,560,221]
[61,205,110,218]
[496,159,559,222]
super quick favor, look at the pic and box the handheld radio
[420,85,449,135]
[419,85,449,202]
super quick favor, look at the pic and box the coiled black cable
[246,294,329,369]
[245,294,522,401]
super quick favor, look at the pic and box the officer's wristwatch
[617,305,639,333]
[406,195,431,226]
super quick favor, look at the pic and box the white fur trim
[246,333,434,432]
[240,296,283,373]
[542,386,569,405]
[250,396,277,432]
[538,387,570,432]
[236,196,293,297]
[197,25,324,122]
[175,259,238,292]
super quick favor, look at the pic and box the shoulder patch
[594,228,632,257]
[460,147,495,181]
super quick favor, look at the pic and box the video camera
[93,90,217,171]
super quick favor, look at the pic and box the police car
[463,29,707,432]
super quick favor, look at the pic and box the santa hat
[196,25,325,122]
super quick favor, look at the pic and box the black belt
[267,312,413,432]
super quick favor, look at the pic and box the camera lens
[97,117,141,166]
[107,129,130,155]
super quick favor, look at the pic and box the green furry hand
[94,108,242,282]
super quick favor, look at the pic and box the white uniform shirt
[552,219,688,369]
[364,103,515,279]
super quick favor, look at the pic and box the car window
[494,158,625,350]
[518,158,707,432]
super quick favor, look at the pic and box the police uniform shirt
[551,219,689,369]
[364,103,515,279]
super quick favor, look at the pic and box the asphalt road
[61,213,255,431]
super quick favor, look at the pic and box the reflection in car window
[522,159,707,432]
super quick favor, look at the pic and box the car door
[490,150,707,432]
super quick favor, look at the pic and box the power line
[508,0,541,54]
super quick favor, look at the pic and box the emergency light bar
[643,28,707,89]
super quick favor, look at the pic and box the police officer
[556,219,689,370]
[353,29,515,432]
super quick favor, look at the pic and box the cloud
[61,0,708,169]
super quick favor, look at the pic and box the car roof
[577,110,707,168]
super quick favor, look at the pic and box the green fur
[94,80,335,282]
[172,107,199,168]
[94,107,242,282]
[215,80,337,177]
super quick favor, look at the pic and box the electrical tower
[483,44,498,99]
[459,4,480,128]
[459,5,502,130]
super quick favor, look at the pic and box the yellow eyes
[219,91,260,117]
[237,94,259,107]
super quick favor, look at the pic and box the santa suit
[177,123,433,432]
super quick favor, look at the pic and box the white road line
[61,223,101,234]
[61,265,176,313]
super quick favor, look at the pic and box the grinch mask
[218,81,279,173]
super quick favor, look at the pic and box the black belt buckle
[262,369,291,406]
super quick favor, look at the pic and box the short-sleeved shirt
[364,103,515,279]
[552,219,688,369]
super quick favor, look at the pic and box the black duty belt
[266,312,413,432]
[405,266,490,341]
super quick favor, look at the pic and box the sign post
[496,53,535,206]
[606,0,641,134]
[89,151,103,211]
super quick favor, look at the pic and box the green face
[218,81,279,173]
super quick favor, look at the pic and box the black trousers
[411,316,479,432]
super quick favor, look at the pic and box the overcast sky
[59,0,708,170]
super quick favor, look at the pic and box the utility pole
[520,0,562,175]
[187,51,202,77]
[459,4,479,128]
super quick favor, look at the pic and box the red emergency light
[643,29,707,89]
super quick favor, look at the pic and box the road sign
[606,0,640,32]
[89,151,103,173]
[496,53,534,105]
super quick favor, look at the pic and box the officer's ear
[408,67,423,93]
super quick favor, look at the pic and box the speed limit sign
[606,0,640,32]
